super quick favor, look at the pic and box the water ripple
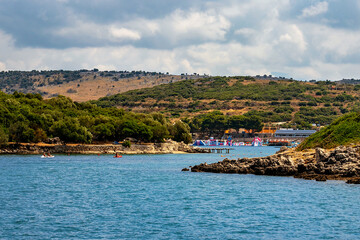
[0,147,359,239]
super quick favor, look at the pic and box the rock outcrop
[191,146,360,184]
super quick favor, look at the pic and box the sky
[0,0,360,80]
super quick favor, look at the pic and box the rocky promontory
[191,146,360,184]
[0,140,206,155]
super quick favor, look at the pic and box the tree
[9,122,35,143]
[0,128,8,146]
[200,111,227,134]
[33,128,47,143]
[93,123,115,141]
[244,116,263,133]
[117,119,153,142]
[170,121,192,144]
[136,123,153,142]
[228,115,247,131]
[50,118,92,143]
[150,123,169,142]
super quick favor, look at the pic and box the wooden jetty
[197,148,234,154]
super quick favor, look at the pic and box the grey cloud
[1,0,359,50]
[0,0,360,80]
[0,0,200,48]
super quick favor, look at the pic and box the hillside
[93,76,360,128]
[0,70,203,102]
[3,70,360,129]
[298,112,360,150]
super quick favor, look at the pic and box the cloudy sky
[0,0,359,80]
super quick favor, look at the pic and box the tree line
[0,92,192,145]
[183,111,264,135]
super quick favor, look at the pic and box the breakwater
[191,146,360,184]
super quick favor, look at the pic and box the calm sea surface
[0,146,359,239]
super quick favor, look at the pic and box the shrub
[122,140,131,148]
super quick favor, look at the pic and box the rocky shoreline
[190,146,360,184]
[0,140,206,155]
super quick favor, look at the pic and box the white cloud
[234,28,256,36]
[140,9,231,46]
[273,24,307,63]
[168,10,230,41]
[303,23,360,62]
[55,19,142,43]
[301,1,328,18]
[109,27,141,41]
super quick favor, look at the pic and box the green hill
[93,76,360,128]
[298,112,360,149]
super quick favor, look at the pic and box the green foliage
[298,112,360,149]
[188,111,264,134]
[169,121,192,144]
[94,77,318,107]
[92,76,360,128]
[294,107,338,126]
[0,92,189,144]
[0,128,8,146]
[33,128,47,143]
[50,118,93,143]
[9,122,35,143]
[122,140,131,148]
[354,85,360,91]
[93,123,115,141]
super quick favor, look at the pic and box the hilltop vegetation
[3,70,360,137]
[298,112,360,150]
[94,76,360,128]
[0,92,192,144]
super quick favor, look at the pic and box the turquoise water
[0,146,359,239]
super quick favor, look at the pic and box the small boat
[41,153,54,158]
[114,153,122,158]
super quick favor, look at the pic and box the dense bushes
[0,92,191,144]
[95,77,324,107]
[187,111,264,134]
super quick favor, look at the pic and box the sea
[0,146,359,240]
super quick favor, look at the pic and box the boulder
[315,148,330,162]
[277,146,288,153]
[346,178,360,184]
[315,175,327,181]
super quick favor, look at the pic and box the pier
[197,148,234,154]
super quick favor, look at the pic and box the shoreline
[190,146,360,184]
[0,141,207,155]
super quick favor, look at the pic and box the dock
[196,148,234,154]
